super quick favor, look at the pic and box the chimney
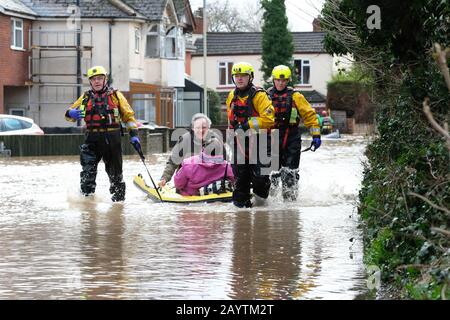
[313,16,321,32]
[194,8,204,34]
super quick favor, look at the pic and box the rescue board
[133,174,233,203]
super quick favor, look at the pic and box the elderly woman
[173,150,234,196]
[158,113,223,187]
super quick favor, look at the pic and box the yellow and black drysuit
[226,85,275,207]
[267,86,320,200]
[65,87,138,201]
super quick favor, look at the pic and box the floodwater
[0,136,369,299]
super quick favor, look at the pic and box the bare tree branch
[242,1,263,32]
[408,191,450,216]
[433,43,450,92]
[206,0,262,32]
[431,227,450,238]
[423,98,450,152]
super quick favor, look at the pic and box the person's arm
[160,133,190,183]
[173,164,188,190]
[293,92,321,137]
[114,91,139,134]
[160,157,179,184]
[249,91,275,130]
[64,95,84,122]
[226,90,234,128]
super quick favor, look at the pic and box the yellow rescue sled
[133,174,233,204]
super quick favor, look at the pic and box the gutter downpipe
[203,0,207,117]
[76,0,82,126]
[109,20,113,85]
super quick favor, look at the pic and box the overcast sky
[189,0,325,32]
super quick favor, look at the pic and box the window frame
[164,26,177,59]
[134,27,141,54]
[218,61,234,87]
[132,93,157,123]
[294,59,311,85]
[9,108,26,117]
[145,24,160,58]
[10,18,24,50]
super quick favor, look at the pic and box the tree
[242,1,263,32]
[207,0,262,32]
[321,0,450,299]
[207,89,221,125]
[260,0,294,85]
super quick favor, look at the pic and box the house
[190,31,339,125]
[1,0,198,128]
[0,0,36,116]
[190,32,330,107]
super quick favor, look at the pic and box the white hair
[191,113,212,128]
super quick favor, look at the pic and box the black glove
[235,121,250,131]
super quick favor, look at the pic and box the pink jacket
[174,152,235,196]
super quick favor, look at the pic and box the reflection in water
[230,210,303,299]
[78,201,126,299]
[292,229,323,298]
[0,138,369,299]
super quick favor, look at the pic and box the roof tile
[193,32,326,55]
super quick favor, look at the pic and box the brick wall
[0,14,31,114]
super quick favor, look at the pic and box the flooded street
[0,136,369,299]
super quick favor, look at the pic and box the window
[165,27,176,58]
[218,62,234,86]
[160,92,173,126]
[135,27,141,54]
[294,59,310,84]
[1,118,30,131]
[132,93,156,123]
[9,108,25,117]
[10,18,23,50]
[146,25,160,58]
[145,24,184,59]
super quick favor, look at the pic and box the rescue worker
[158,113,223,187]
[173,149,235,196]
[268,65,321,200]
[226,62,275,208]
[65,65,140,202]
[320,110,334,135]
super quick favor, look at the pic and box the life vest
[228,85,264,129]
[268,86,300,128]
[83,88,121,131]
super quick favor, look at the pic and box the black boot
[110,181,126,202]
[233,199,252,208]
[281,168,299,201]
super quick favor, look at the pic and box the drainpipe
[202,0,207,117]
[109,20,113,85]
[76,0,81,126]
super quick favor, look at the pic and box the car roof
[0,114,35,123]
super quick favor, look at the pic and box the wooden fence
[0,129,170,157]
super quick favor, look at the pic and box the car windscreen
[0,118,32,131]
